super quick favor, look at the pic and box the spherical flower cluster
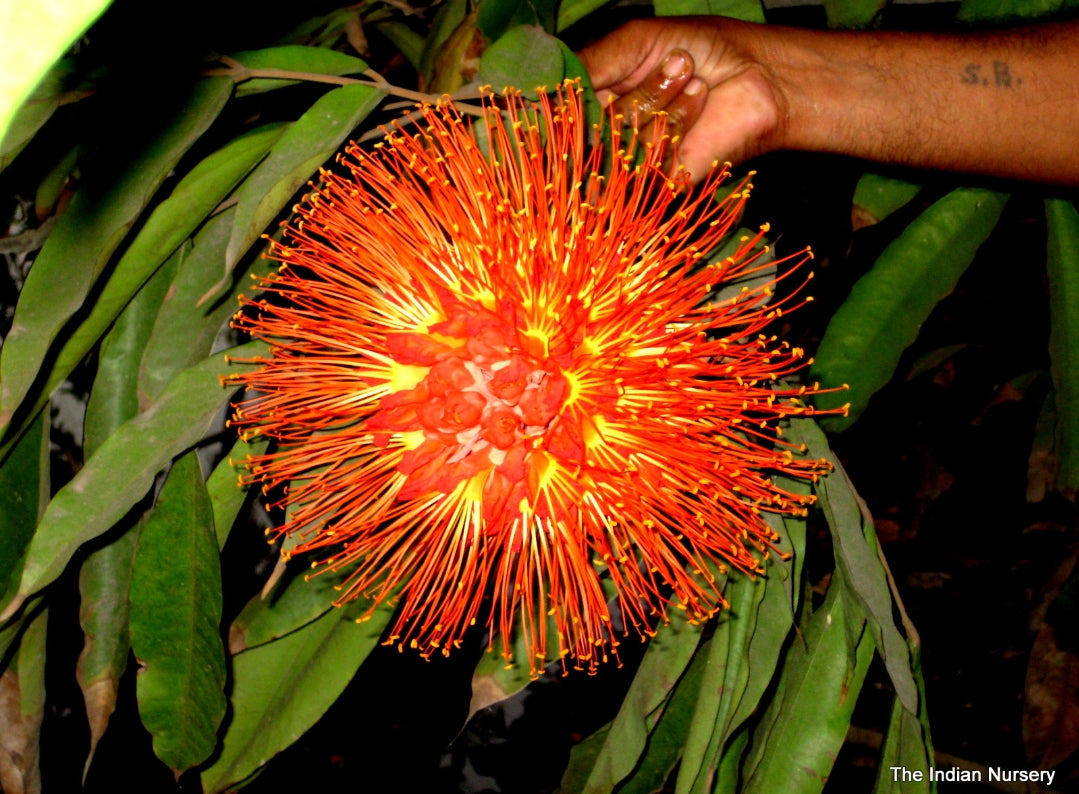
[229,81,836,674]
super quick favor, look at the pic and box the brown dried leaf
[79,676,118,783]
[0,668,40,794]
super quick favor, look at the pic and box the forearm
[752,21,1079,184]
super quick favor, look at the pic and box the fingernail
[662,51,687,79]
[684,77,705,97]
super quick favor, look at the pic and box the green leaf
[613,640,711,794]
[823,0,886,28]
[675,572,763,794]
[559,723,614,794]
[418,0,470,92]
[227,563,346,654]
[742,575,873,794]
[229,46,369,97]
[478,26,565,96]
[873,644,935,793]
[34,145,81,217]
[560,44,603,130]
[207,435,268,551]
[77,523,141,782]
[1045,200,1079,494]
[78,246,177,779]
[138,207,274,408]
[557,0,614,31]
[0,76,233,441]
[226,83,383,273]
[130,451,226,775]
[84,241,181,455]
[32,122,283,430]
[956,0,1063,22]
[0,59,74,172]
[851,173,921,229]
[375,22,427,73]
[0,606,49,792]
[0,0,111,149]
[0,341,267,622]
[201,602,394,794]
[0,412,48,608]
[577,611,703,793]
[811,188,1008,430]
[796,418,917,713]
[654,0,765,23]
[477,0,558,40]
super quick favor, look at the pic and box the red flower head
[229,81,839,675]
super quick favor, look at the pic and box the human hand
[577,17,786,181]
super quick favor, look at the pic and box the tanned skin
[578,17,1079,185]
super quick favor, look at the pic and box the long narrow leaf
[1045,199,1079,493]
[0,341,267,622]
[225,83,383,272]
[812,188,1007,429]
[795,418,917,712]
[78,247,178,779]
[0,76,232,440]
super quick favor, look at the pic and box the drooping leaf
[28,122,283,435]
[225,83,383,272]
[612,640,711,794]
[742,574,873,794]
[0,342,267,622]
[796,418,918,713]
[201,601,394,794]
[418,0,471,92]
[0,412,48,609]
[228,46,369,97]
[0,0,110,149]
[129,451,226,776]
[1044,199,1079,494]
[674,572,764,794]
[874,643,935,793]
[478,26,564,96]
[558,723,614,794]
[812,188,1008,429]
[34,145,80,219]
[0,76,233,442]
[78,246,178,779]
[0,606,48,794]
[576,611,703,793]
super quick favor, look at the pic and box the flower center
[366,302,572,508]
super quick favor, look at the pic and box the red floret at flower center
[367,306,574,531]
[228,81,841,675]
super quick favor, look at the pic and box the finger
[631,76,708,175]
[576,21,669,92]
[610,49,695,129]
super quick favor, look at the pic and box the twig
[204,55,438,106]
[0,217,57,254]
